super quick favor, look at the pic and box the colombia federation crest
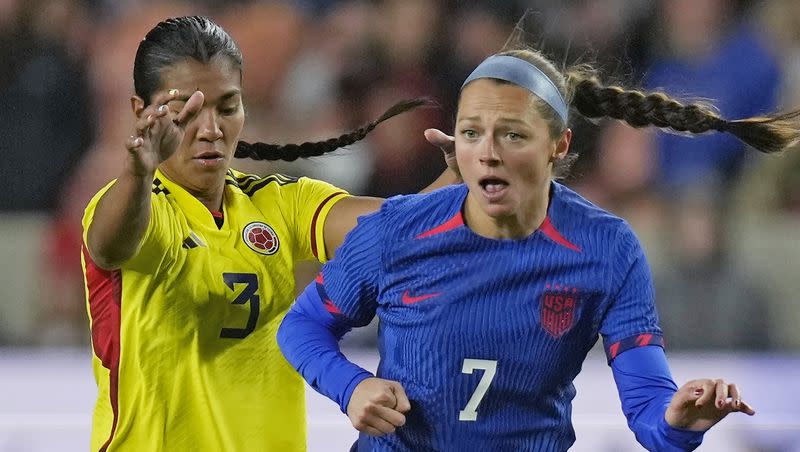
[243,222,280,255]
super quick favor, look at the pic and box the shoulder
[225,169,301,198]
[375,184,466,235]
[550,182,638,253]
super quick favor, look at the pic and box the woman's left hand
[665,379,756,432]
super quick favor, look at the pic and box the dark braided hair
[234,98,434,161]
[135,16,433,162]
[495,49,800,155]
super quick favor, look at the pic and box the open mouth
[479,177,509,194]
[194,151,224,161]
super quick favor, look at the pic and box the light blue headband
[462,55,569,124]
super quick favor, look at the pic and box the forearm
[86,163,153,269]
[612,346,704,451]
[277,283,373,412]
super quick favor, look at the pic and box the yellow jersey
[81,168,348,451]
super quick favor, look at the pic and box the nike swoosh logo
[402,290,441,305]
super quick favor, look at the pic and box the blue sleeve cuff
[658,416,705,450]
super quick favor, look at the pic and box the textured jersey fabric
[82,168,346,451]
[282,182,680,451]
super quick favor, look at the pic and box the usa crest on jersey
[540,285,581,338]
[243,222,280,255]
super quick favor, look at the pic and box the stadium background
[0,0,798,450]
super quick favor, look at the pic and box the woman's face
[455,79,570,225]
[138,56,245,193]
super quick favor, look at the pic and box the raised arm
[86,89,203,269]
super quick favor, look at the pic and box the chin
[481,203,517,219]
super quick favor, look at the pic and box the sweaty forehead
[158,56,241,101]
[457,79,541,122]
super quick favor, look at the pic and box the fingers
[424,128,455,154]
[175,90,205,125]
[134,103,169,138]
[695,380,716,408]
[126,135,144,152]
[738,400,756,416]
[351,403,406,436]
[714,379,729,410]
[390,382,411,413]
[692,379,756,415]
[348,378,410,437]
[726,384,756,415]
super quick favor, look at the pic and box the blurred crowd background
[1,0,800,354]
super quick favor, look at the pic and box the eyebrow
[457,116,529,126]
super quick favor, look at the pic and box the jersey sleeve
[82,179,175,272]
[611,346,704,451]
[319,207,383,327]
[600,225,664,363]
[285,176,349,263]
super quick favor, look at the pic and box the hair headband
[462,55,569,124]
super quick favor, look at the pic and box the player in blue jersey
[277,43,799,451]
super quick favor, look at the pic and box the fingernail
[158,105,167,113]
[134,137,143,146]
[717,400,724,409]
[146,114,153,122]
[693,389,703,396]
[735,400,740,408]
[169,89,178,96]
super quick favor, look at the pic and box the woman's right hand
[346,377,411,436]
[425,128,459,180]
[125,89,205,176]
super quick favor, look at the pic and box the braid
[568,70,800,154]
[234,98,435,161]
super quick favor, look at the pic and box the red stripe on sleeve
[83,246,122,452]
[310,192,346,260]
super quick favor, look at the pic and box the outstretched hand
[424,128,459,180]
[665,379,755,432]
[347,377,411,437]
[125,89,205,176]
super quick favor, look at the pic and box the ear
[550,128,572,162]
[130,95,146,118]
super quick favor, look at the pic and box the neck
[464,181,551,239]
[159,167,226,212]
[191,188,224,213]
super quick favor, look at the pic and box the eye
[506,132,524,141]
[461,129,478,139]
[220,106,239,116]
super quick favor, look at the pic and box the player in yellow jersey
[81,16,457,452]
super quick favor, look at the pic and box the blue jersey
[316,183,664,451]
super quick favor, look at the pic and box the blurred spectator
[44,1,195,345]
[0,0,793,352]
[0,0,95,212]
[643,0,781,192]
[573,0,784,350]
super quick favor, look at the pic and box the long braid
[568,71,800,154]
[234,98,435,161]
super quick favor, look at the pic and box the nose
[196,108,223,142]
[478,137,501,166]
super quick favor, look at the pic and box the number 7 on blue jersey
[459,358,498,421]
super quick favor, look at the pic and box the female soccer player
[81,16,454,452]
[278,47,799,451]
